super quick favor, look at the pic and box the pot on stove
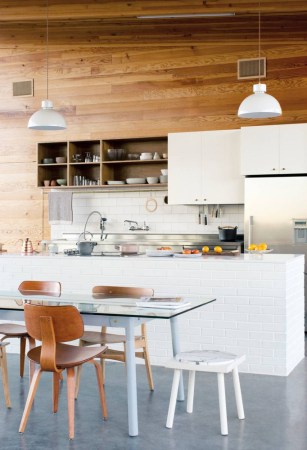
[76,240,97,256]
[218,226,238,242]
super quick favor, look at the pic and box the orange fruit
[202,246,210,253]
[248,244,257,251]
[214,246,223,254]
[258,243,268,251]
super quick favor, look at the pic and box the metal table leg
[170,316,184,401]
[125,318,138,436]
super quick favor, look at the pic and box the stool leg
[217,373,228,435]
[233,366,245,420]
[166,369,181,429]
[187,370,195,413]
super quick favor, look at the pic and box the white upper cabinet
[241,123,307,175]
[168,129,244,205]
[279,124,307,173]
[168,131,203,204]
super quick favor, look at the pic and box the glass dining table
[0,290,216,437]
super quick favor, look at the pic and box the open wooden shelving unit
[37,137,168,190]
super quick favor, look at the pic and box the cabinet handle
[282,168,285,171]
[195,199,199,202]
[203,199,207,202]
[272,168,276,171]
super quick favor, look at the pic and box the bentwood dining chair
[0,280,61,380]
[75,285,154,398]
[19,303,108,440]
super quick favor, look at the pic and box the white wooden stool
[165,350,245,435]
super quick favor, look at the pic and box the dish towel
[48,191,73,225]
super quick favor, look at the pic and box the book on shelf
[136,297,190,309]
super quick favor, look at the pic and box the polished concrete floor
[0,354,307,450]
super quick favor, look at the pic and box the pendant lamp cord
[46,0,49,100]
[258,0,261,84]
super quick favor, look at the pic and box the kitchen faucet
[124,220,149,231]
[82,211,107,241]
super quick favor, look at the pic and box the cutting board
[202,250,240,256]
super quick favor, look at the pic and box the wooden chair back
[24,304,84,344]
[18,280,61,297]
[92,285,154,298]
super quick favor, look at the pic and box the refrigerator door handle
[248,216,254,247]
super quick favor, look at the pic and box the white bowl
[161,169,168,175]
[146,177,159,184]
[56,178,67,186]
[140,153,153,160]
[126,178,146,184]
[55,156,67,164]
[160,175,168,183]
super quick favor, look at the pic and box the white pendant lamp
[28,0,66,130]
[238,3,282,119]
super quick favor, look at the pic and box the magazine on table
[136,296,190,309]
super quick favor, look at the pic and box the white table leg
[125,318,138,437]
[170,316,184,401]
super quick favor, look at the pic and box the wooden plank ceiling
[0,1,305,46]
[0,1,306,22]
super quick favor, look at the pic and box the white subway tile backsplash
[50,191,244,238]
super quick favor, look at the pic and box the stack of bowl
[140,153,153,160]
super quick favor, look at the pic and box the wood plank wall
[0,12,306,251]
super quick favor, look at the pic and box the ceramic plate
[173,252,202,258]
[146,250,174,257]
[107,180,125,185]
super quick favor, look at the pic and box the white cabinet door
[241,123,307,175]
[279,124,307,173]
[240,125,280,175]
[168,131,203,204]
[204,130,244,204]
[168,130,243,205]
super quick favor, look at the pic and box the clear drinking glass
[85,152,92,162]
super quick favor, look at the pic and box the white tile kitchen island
[0,252,304,376]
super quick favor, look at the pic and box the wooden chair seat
[19,303,108,440]
[75,285,154,398]
[0,324,28,337]
[81,330,144,345]
[28,343,107,368]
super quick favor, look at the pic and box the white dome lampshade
[238,83,282,119]
[28,100,66,130]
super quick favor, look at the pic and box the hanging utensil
[204,205,208,226]
[215,204,220,218]
[198,206,202,224]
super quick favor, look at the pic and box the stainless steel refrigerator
[244,176,307,329]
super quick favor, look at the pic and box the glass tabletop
[0,290,216,319]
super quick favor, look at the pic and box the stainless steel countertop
[46,233,244,254]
